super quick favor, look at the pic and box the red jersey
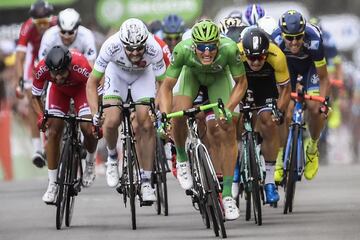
[32,51,91,97]
[154,35,171,67]
[16,16,57,64]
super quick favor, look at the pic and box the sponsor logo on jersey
[73,65,90,78]
[105,43,121,56]
[87,48,95,56]
[35,65,49,79]
[146,45,157,58]
[153,60,165,71]
[96,57,108,69]
[309,40,320,50]
[310,74,319,84]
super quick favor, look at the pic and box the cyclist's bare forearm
[227,75,248,111]
[278,82,291,112]
[14,51,25,82]
[159,77,177,113]
[317,64,330,97]
[86,74,101,115]
[32,95,43,116]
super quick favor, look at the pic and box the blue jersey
[271,23,326,94]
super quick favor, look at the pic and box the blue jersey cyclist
[271,10,330,182]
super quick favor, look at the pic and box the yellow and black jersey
[237,42,290,106]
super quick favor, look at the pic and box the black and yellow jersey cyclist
[235,27,291,204]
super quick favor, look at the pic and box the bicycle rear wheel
[248,134,262,226]
[284,126,298,214]
[198,145,227,238]
[56,140,70,230]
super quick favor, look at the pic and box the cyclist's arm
[159,76,177,114]
[86,69,103,115]
[227,74,247,112]
[316,62,330,97]
[277,82,291,112]
[31,95,43,116]
[14,51,25,82]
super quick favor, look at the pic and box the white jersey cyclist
[93,31,166,101]
[39,25,97,62]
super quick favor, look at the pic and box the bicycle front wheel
[126,137,137,230]
[154,136,168,216]
[248,134,262,226]
[198,145,227,238]
[284,125,299,214]
[56,140,71,230]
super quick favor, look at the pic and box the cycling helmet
[162,14,185,34]
[244,4,265,25]
[242,27,269,56]
[58,8,81,31]
[257,16,278,35]
[227,10,242,20]
[45,45,72,72]
[148,20,162,34]
[119,18,149,46]
[192,19,220,43]
[29,0,53,19]
[219,17,243,35]
[279,10,306,34]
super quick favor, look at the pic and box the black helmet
[45,46,72,72]
[29,0,53,19]
[242,27,269,56]
[279,10,306,35]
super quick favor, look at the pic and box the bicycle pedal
[116,186,123,194]
[185,189,193,196]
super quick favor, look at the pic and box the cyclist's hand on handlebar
[272,109,284,125]
[157,121,171,139]
[37,113,47,132]
[92,112,102,127]
[218,108,233,123]
[319,96,331,119]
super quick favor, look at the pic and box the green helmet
[191,19,220,43]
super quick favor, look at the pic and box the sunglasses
[125,44,145,52]
[164,33,182,41]
[60,30,76,35]
[246,54,267,62]
[195,43,218,52]
[283,33,304,41]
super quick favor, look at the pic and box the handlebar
[40,111,92,132]
[290,92,330,115]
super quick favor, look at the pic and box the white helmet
[58,8,81,31]
[119,18,149,46]
[218,17,243,35]
[257,16,278,35]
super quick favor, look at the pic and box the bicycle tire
[65,147,80,227]
[198,145,227,238]
[126,137,137,230]
[56,140,70,230]
[155,136,168,216]
[190,148,210,229]
[248,134,262,226]
[245,191,251,221]
[284,125,298,214]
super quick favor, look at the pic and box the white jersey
[38,25,97,62]
[93,32,166,79]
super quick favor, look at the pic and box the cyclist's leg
[43,83,66,203]
[172,66,199,190]
[304,66,324,180]
[102,64,126,187]
[207,70,239,220]
[74,84,98,187]
[132,68,157,201]
[257,109,280,203]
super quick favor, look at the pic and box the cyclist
[39,8,97,65]
[219,17,247,40]
[227,10,243,20]
[244,3,265,26]
[271,10,330,182]
[161,14,186,53]
[86,18,166,202]
[14,0,56,168]
[236,27,291,203]
[158,19,248,220]
[32,46,98,203]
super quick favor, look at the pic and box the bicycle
[281,90,329,214]
[98,87,157,230]
[162,99,227,238]
[41,111,90,230]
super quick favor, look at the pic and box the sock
[48,169,58,184]
[308,138,319,153]
[107,147,117,160]
[222,176,233,198]
[142,170,152,181]
[175,146,188,163]
[86,151,95,164]
[265,162,275,185]
[32,138,42,153]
